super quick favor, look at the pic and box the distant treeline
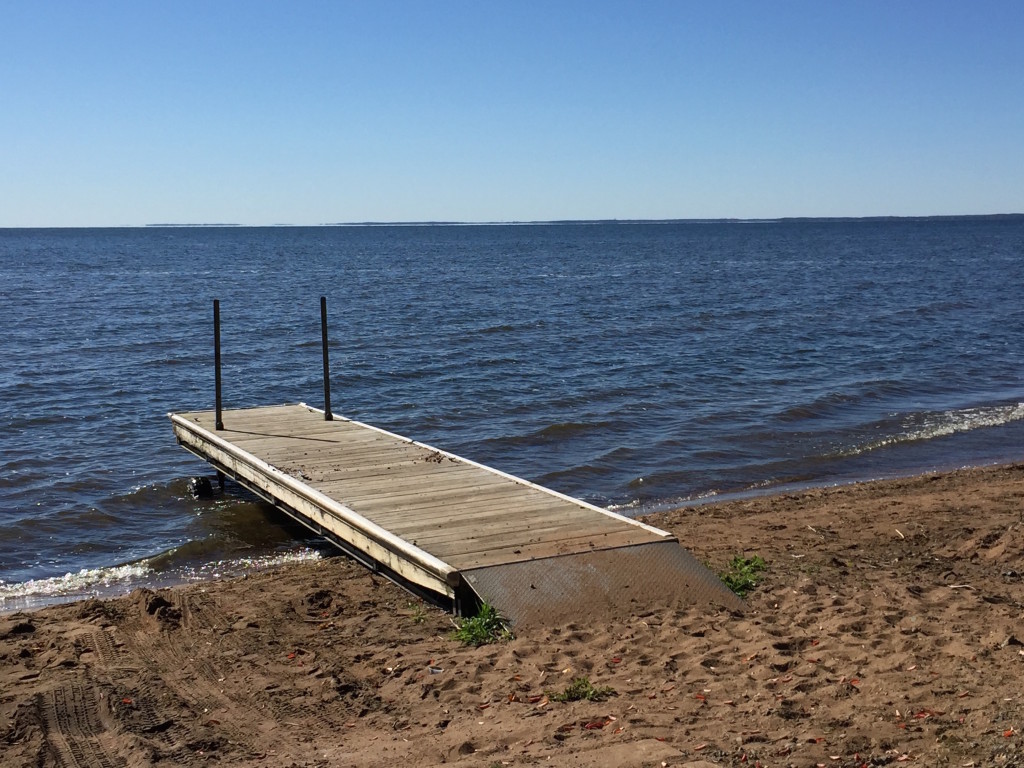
[143,214,1024,228]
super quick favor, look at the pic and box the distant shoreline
[2,213,1021,230]
[145,213,1024,227]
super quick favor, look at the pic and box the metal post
[213,299,224,430]
[320,296,333,421]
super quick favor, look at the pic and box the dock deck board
[170,403,671,600]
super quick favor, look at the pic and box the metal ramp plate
[460,540,744,627]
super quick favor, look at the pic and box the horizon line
[2,212,1023,230]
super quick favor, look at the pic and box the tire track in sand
[37,680,124,768]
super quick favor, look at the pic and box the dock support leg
[217,470,225,491]
[213,299,224,430]
[320,296,333,421]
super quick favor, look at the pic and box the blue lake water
[2,219,1023,609]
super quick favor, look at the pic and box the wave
[144,537,241,571]
[477,323,517,334]
[0,549,323,614]
[536,421,610,439]
[484,420,614,449]
[838,401,1024,457]
[0,563,153,607]
[534,463,611,486]
[775,393,859,423]
[154,548,323,585]
[774,380,919,423]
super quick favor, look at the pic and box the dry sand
[2,463,1023,767]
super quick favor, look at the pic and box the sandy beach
[3,463,1023,767]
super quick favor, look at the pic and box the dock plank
[408,518,629,551]
[439,528,661,570]
[317,473,513,505]
[376,499,587,529]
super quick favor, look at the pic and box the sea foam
[0,549,323,614]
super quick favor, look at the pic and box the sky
[2,1,1023,226]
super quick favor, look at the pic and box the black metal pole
[320,296,333,421]
[213,299,224,430]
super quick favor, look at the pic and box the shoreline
[8,455,1021,617]
[3,463,1023,766]
[628,455,1021,515]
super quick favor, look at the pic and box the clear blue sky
[3,1,1022,226]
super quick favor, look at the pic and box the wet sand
[3,463,1023,767]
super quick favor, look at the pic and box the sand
[2,463,1023,767]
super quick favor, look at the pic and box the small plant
[549,677,617,703]
[451,602,512,647]
[408,601,428,624]
[720,554,767,598]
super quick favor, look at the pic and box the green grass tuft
[451,602,512,646]
[549,677,617,703]
[719,554,767,598]
[407,601,428,624]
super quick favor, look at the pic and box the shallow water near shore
[2,218,1023,608]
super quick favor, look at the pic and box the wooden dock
[170,403,743,623]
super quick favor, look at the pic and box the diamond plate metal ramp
[460,540,744,627]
